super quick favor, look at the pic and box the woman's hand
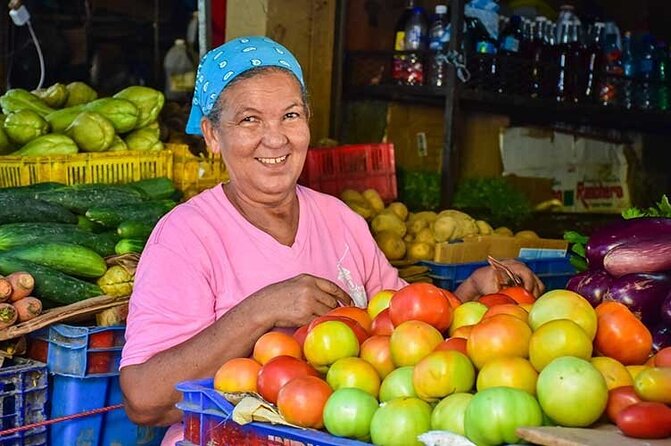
[248,273,353,328]
[455,259,545,302]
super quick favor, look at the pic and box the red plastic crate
[299,144,397,202]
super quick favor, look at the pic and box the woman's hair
[206,66,309,126]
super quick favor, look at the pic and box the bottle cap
[435,5,447,14]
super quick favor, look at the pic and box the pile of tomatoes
[213,283,671,446]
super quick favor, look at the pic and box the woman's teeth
[257,155,288,165]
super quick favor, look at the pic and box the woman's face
[202,70,310,203]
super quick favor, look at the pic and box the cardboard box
[500,127,635,213]
[434,235,568,264]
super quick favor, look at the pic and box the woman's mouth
[256,155,288,165]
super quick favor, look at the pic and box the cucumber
[0,196,77,224]
[0,182,66,199]
[4,242,107,278]
[115,238,147,255]
[117,220,154,239]
[0,223,118,256]
[126,177,176,200]
[76,215,106,233]
[86,200,176,228]
[35,183,146,214]
[0,256,103,305]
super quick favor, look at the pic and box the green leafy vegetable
[453,177,532,228]
[622,195,671,219]
[563,230,589,245]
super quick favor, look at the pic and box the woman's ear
[201,118,221,154]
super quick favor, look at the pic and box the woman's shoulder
[299,186,363,220]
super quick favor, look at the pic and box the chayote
[65,82,98,107]
[3,109,50,145]
[12,134,79,156]
[84,98,139,134]
[113,86,165,129]
[0,115,12,154]
[124,122,162,150]
[0,89,53,117]
[33,83,69,108]
[107,135,128,152]
[45,105,86,133]
[65,111,115,152]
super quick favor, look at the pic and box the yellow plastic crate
[0,148,174,187]
[171,144,229,198]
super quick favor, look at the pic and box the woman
[120,36,543,445]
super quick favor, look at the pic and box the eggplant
[566,269,613,307]
[605,272,671,326]
[603,236,671,277]
[662,290,671,326]
[652,323,671,352]
[586,217,671,268]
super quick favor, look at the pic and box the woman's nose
[262,121,289,147]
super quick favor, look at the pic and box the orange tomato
[451,324,474,340]
[467,314,532,369]
[499,286,536,305]
[441,289,462,309]
[371,308,394,336]
[277,376,333,429]
[595,308,652,366]
[360,335,395,379]
[595,301,631,318]
[476,357,538,396]
[389,320,444,367]
[389,283,453,332]
[253,331,302,365]
[590,356,634,390]
[213,358,261,393]
[434,337,468,356]
[328,306,373,334]
[483,303,528,322]
[477,293,517,308]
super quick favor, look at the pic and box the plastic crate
[0,148,175,188]
[46,324,125,378]
[298,143,397,202]
[171,144,228,198]
[176,378,372,446]
[0,358,48,446]
[419,256,576,291]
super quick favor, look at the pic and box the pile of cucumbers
[0,177,178,306]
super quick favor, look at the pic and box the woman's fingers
[314,277,353,307]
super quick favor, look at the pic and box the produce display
[0,82,166,155]
[211,283,671,445]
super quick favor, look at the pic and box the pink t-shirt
[120,184,405,445]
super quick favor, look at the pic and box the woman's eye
[285,112,300,119]
[240,116,257,123]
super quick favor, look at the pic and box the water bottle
[164,39,196,102]
[428,4,448,87]
[637,33,655,110]
[654,41,669,110]
[621,31,636,109]
[392,1,428,86]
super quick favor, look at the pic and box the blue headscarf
[185,36,305,136]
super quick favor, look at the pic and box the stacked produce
[566,195,671,352]
[0,82,166,155]
[0,178,176,318]
[0,271,42,328]
[211,284,671,445]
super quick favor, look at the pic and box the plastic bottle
[637,33,655,110]
[555,19,581,102]
[465,16,498,91]
[428,4,448,87]
[654,41,669,110]
[621,31,636,109]
[392,1,428,86]
[529,17,548,98]
[582,22,604,102]
[164,39,196,102]
[599,21,622,106]
[498,15,524,94]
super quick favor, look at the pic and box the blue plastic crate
[47,324,125,377]
[176,378,372,446]
[0,358,48,446]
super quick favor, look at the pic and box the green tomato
[323,388,379,441]
[379,366,417,402]
[431,392,474,436]
[464,387,543,446]
[370,397,432,446]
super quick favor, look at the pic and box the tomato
[606,386,642,423]
[528,290,597,340]
[327,306,373,333]
[326,357,381,398]
[477,293,516,308]
[434,337,468,356]
[449,302,488,336]
[476,357,538,396]
[464,387,543,446]
[595,308,652,365]
[303,320,360,372]
[213,358,261,393]
[483,303,528,322]
[590,357,633,390]
[323,388,379,441]
[430,393,474,436]
[390,320,444,367]
[292,324,309,349]
[369,397,432,446]
[528,319,593,372]
[359,335,395,379]
[654,347,671,367]
[256,355,319,404]
[389,283,453,332]
[536,357,608,427]
[440,288,462,309]
[627,365,648,381]
[252,331,302,365]
[466,314,532,369]
[595,300,630,318]
[367,289,395,319]
[451,324,474,340]
[276,375,332,429]
[379,366,417,402]
[634,367,671,404]
[370,308,394,336]
[616,402,671,439]
[412,350,475,402]
[499,286,536,304]
[308,315,369,345]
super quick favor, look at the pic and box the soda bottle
[654,41,670,110]
[599,21,623,106]
[428,4,448,87]
[529,17,548,98]
[164,39,196,102]
[555,19,581,102]
[465,16,498,92]
[582,22,605,102]
[498,15,524,94]
[392,1,428,86]
[637,33,655,110]
[621,31,636,109]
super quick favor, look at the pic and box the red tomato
[434,337,468,356]
[256,355,319,404]
[371,308,394,336]
[389,283,453,332]
[606,386,643,423]
[653,347,671,367]
[483,304,528,322]
[595,310,652,365]
[277,376,333,429]
[499,286,536,305]
[308,315,369,345]
[616,402,671,439]
[477,293,517,308]
[360,335,395,379]
[440,289,462,309]
[293,324,309,350]
[467,314,532,369]
[327,306,373,333]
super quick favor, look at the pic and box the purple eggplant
[586,217,671,268]
[605,272,671,326]
[662,290,671,326]
[603,236,671,277]
[566,269,613,307]
[651,323,671,352]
